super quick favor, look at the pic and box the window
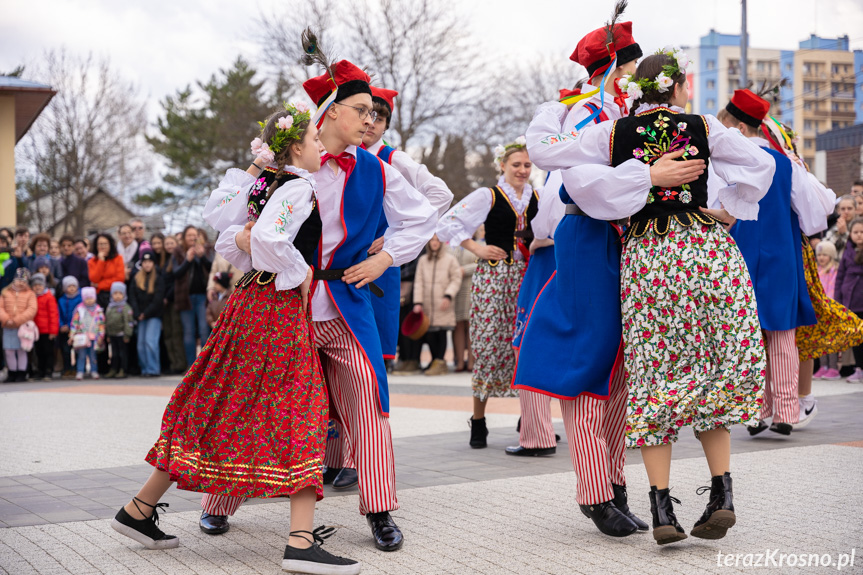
[707,60,715,70]
[805,140,814,149]
[804,120,813,131]
[805,102,813,111]
[706,80,715,90]
[707,98,716,109]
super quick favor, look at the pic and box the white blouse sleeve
[558,121,653,221]
[532,171,566,240]
[436,187,493,246]
[381,162,437,267]
[214,225,252,273]
[391,150,454,218]
[203,168,257,232]
[790,162,835,236]
[705,115,775,221]
[249,178,315,291]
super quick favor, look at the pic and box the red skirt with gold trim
[146,277,327,500]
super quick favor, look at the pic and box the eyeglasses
[333,102,377,123]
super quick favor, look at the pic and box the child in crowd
[412,235,462,375]
[129,250,165,377]
[105,282,134,379]
[33,256,58,295]
[835,218,863,383]
[70,286,105,380]
[57,276,82,377]
[205,271,233,328]
[0,268,37,382]
[814,241,841,379]
[31,273,59,380]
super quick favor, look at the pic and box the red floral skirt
[146,279,327,500]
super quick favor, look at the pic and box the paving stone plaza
[0,373,861,574]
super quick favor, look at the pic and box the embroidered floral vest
[483,186,539,264]
[610,108,715,238]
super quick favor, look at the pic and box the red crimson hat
[400,309,429,341]
[303,60,372,107]
[571,21,642,80]
[371,86,399,113]
[725,89,770,128]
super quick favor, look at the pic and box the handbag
[72,333,90,349]
[17,321,39,352]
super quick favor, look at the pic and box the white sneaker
[91,372,100,380]
[75,372,84,381]
[846,368,863,383]
[796,397,818,429]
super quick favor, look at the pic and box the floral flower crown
[619,47,692,101]
[250,101,312,164]
[493,136,527,166]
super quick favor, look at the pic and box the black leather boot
[579,501,638,537]
[468,417,488,448]
[691,472,736,539]
[649,486,687,545]
[612,483,648,531]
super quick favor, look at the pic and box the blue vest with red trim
[313,147,392,414]
[369,144,401,359]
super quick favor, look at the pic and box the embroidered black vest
[238,168,320,287]
[483,186,539,265]
[610,108,717,239]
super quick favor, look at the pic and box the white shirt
[203,167,315,291]
[559,105,776,222]
[744,136,835,235]
[311,145,436,322]
[118,240,138,267]
[436,177,534,261]
[531,170,566,240]
[366,139,454,217]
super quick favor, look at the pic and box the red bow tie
[321,152,356,177]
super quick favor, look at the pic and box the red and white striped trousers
[761,329,800,424]
[559,363,628,505]
[200,494,246,516]
[324,418,355,469]
[518,390,556,449]
[313,317,399,514]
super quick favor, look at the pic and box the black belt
[314,268,384,298]
[565,204,628,227]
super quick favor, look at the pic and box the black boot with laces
[468,417,488,448]
[648,486,687,545]
[111,497,179,549]
[691,472,736,539]
[282,526,360,574]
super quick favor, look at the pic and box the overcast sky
[3,0,863,120]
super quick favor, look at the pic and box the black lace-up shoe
[691,472,736,540]
[366,511,404,551]
[199,512,230,535]
[111,499,179,550]
[332,468,358,490]
[282,526,360,574]
[649,487,687,545]
[579,501,639,537]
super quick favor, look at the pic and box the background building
[687,31,863,167]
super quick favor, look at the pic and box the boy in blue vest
[323,86,453,491]
[722,89,829,436]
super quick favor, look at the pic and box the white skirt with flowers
[621,221,767,448]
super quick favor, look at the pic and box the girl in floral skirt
[111,103,359,575]
[559,49,776,545]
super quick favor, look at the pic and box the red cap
[303,60,371,107]
[400,309,429,341]
[571,21,642,79]
[371,86,399,113]
[726,89,770,128]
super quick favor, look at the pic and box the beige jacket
[0,286,38,328]
[207,253,243,297]
[413,246,462,328]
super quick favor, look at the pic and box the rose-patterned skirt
[470,259,525,400]
[621,223,767,448]
[146,280,328,500]
[796,236,863,360]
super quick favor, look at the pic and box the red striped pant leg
[200,494,246,516]
[324,419,355,469]
[603,363,628,486]
[763,329,800,424]
[518,390,556,449]
[314,318,399,515]
[560,397,614,505]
